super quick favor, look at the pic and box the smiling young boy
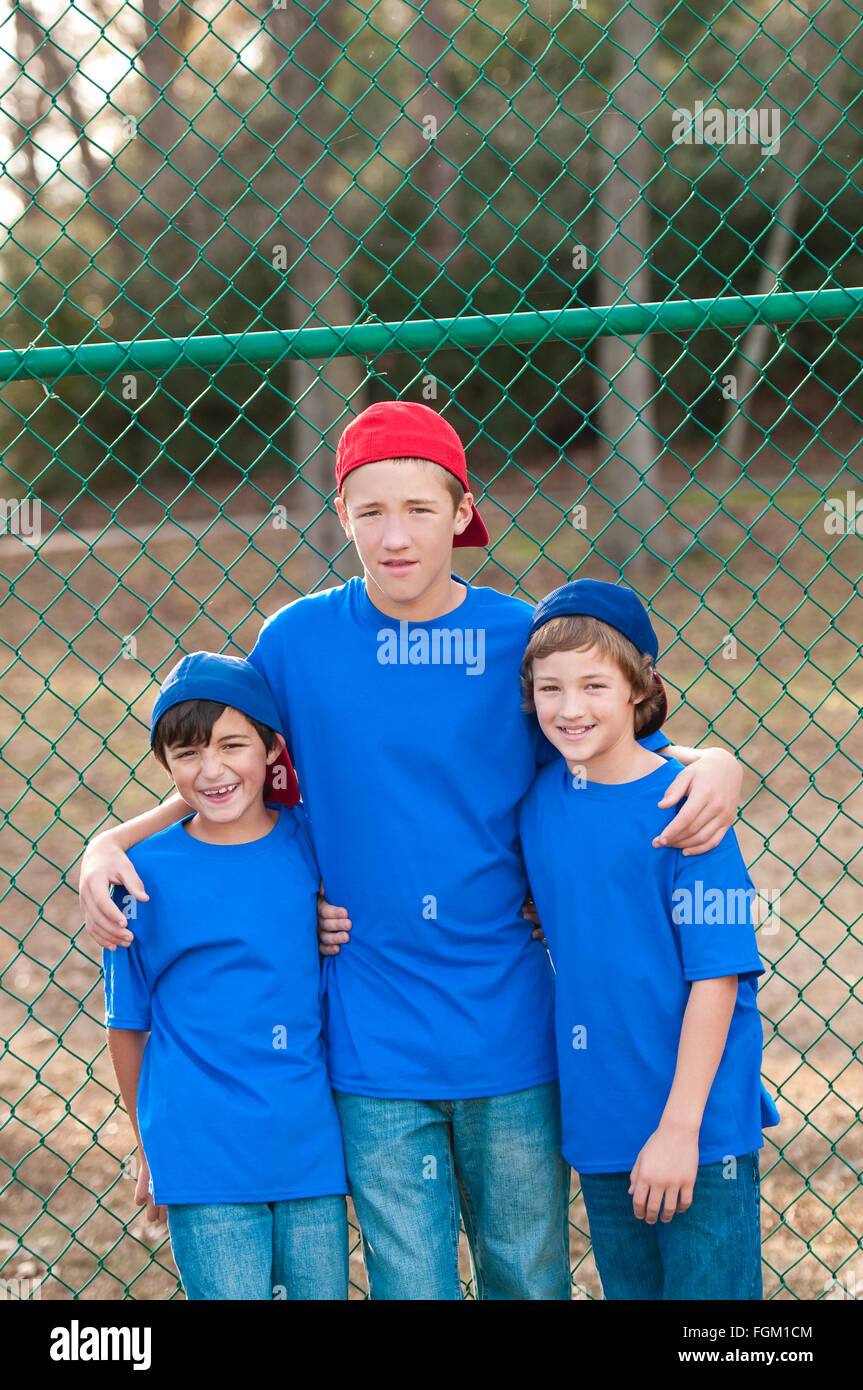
[103,653,348,1299]
[517,580,780,1299]
[82,400,743,1300]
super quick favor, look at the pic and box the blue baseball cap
[149,652,300,804]
[527,579,667,734]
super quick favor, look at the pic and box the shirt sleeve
[670,829,767,983]
[103,885,153,1030]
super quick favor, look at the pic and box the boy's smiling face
[336,459,474,613]
[163,708,283,831]
[531,644,645,771]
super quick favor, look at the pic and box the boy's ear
[334,492,352,537]
[453,489,474,538]
[266,733,286,765]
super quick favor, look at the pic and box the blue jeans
[580,1149,763,1300]
[166,1196,348,1300]
[333,1082,571,1300]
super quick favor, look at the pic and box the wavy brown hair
[520,613,665,736]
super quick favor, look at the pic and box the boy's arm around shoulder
[80,793,188,951]
[653,743,743,856]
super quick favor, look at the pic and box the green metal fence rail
[1,1,861,1300]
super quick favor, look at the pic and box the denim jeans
[166,1195,349,1300]
[333,1082,571,1300]
[580,1149,763,1300]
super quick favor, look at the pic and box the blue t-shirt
[248,576,670,1100]
[103,804,348,1204]
[518,756,780,1172]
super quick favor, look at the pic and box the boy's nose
[559,700,587,721]
[379,512,412,548]
[198,751,227,778]
[381,527,411,550]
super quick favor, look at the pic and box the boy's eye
[359,507,431,516]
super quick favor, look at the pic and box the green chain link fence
[1,0,861,1299]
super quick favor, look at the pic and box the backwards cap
[335,399,489,548]
[150,651,300,807]
[528,578,668,736]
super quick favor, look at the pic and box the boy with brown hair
[517,580,780,1299]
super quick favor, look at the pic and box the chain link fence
[1,1,861,1299]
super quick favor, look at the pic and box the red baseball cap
[335,400,489,548]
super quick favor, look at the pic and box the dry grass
[1,445,861,1299]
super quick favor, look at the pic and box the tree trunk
[266,1,365,590]
[719,0,840,474]
[408,0,460,275]
[593,0,668,578]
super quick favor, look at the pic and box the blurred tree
[591,0,670,574]
[0,0,860,532]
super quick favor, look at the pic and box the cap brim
[264,748,301,808]
[453,501,489,548]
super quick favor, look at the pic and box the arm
[629,976,738,1223]
[107,1028,167,1225]
[80,792,188,949]
[652,745,743,856]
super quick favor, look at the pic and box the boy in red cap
[80,400,743,1300]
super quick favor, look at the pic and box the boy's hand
[317,889,352,956]
[629,1122,699,1224]
[134,1154,167,1226]
[654,749,742,855]
[79,834,148,950]
[521,895,546,945]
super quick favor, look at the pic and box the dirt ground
[1,441,861,1300]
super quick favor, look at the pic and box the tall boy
[517,580,780,1299]
[103,652,348,1299]
[82,400,743,1300]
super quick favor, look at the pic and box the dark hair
[151,699,280,769]
[520,614,666,736]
